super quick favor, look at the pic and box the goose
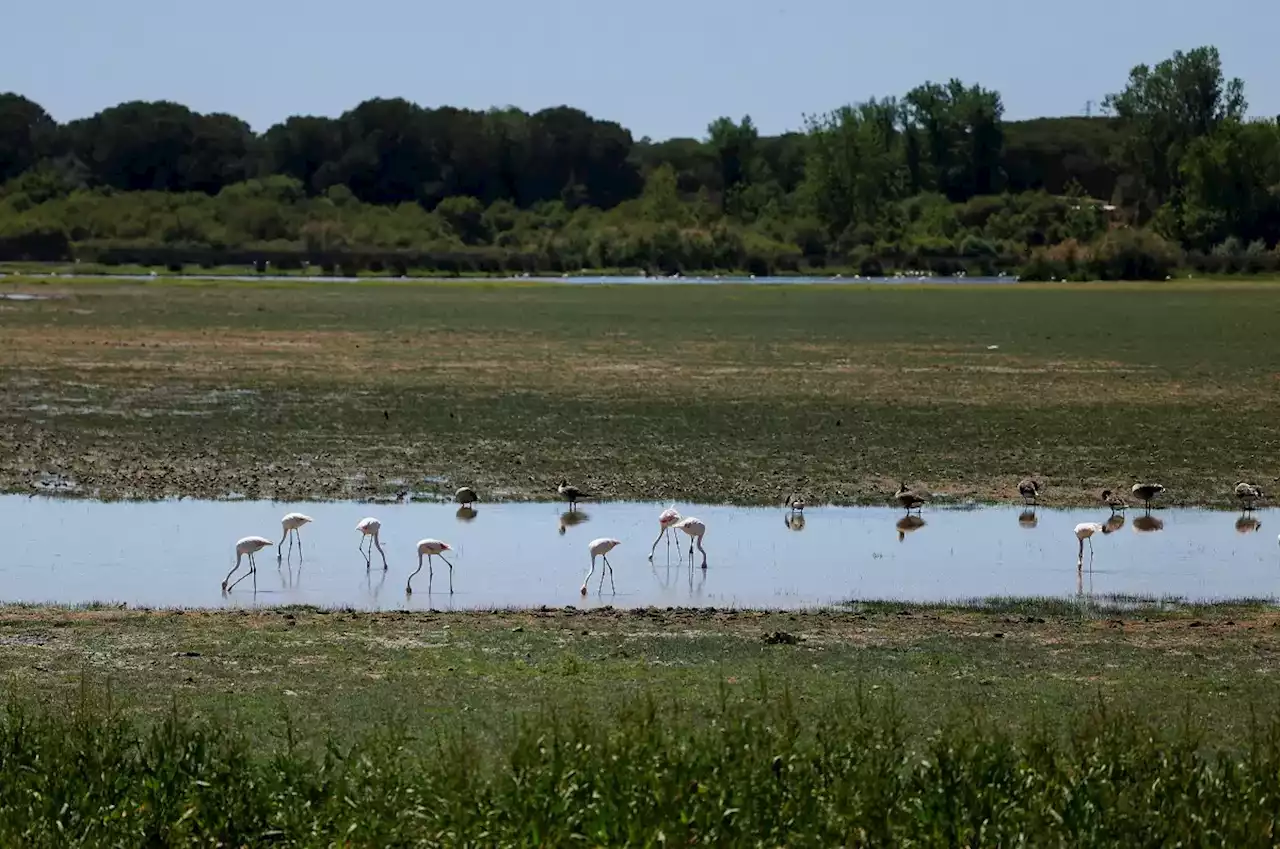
[1131,483,1165,509]
[557,480,590,509]
[894,483,927,512]
[1235,481,1264,511]
[1101,489,1127,512]
[1017,478,1040,505]
[454,486,478,508]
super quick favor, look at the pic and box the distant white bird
[1074,521,1108,566]
[558,480,590,509]
[408,539,455,594]
[582,537,621,595]
[278,512,312,562]
[1235,481,1265,511]
[455,486,477,508]
[356,517,387,570]
[223,536,272,592]
[673,517,708,567]
[1131,483,1165,509]
[647,506,682,561]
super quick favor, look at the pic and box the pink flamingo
[648,506,683,561]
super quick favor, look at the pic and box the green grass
[5,672,1280,844]
[4,276,1280,505]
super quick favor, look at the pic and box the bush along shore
[1,45,1278,280]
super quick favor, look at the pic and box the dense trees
[0,43,1277,278]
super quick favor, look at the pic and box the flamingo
[648,506,682,561]
[356,517,387,569]
[278,512,312,562]
[582,537,621,595]
[894,483,927,513]
[1131,483,1165,509]
[1074,521,1109,566]
[407,539,454,594]
[557,480,590,509]
[1235,481,1265,511]
[1018,478,1040,505]
[673,517,707,567]
[223,536,272,592]
[455,486,478,508]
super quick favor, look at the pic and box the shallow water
[2,272,1015,286]
[2,496,1277,610]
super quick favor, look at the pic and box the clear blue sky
[5,0,1276,139]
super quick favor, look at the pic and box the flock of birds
[220,475,1268,597]
[221,480,716,597]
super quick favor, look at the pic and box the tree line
[0,45,1276,279]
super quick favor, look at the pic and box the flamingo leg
[228,553,256,592]
[696,534,707,568]
[604,555,615,594]
[296,529,304,562]
[597,555,608,593]
[278,529,288,562]
[649,527,665,560]
[359,536,370,567]
[373,535,387,570]
[439,554,455,594]
[581,558,596,594]
[406,553,424,593]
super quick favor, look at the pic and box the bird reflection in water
[896,515,926,542]
[365,566,387,600]
[558,510,589,535]
[1103,513,1126,534]
[1017,508,1038,529]
[1133,513,1165,533]
[1235,515,1263,534]
[456,506,478,523]
[784,513,806,532]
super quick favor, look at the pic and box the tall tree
[801,98,905,238]
[1103,46,1246,214]
[0,94,56,184]
[706,115,759,209]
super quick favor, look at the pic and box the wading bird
[1018,478,1040,505]
[557,480,590,509]
[673,517,708,567]
[223,536,272,592]
[1074,521,1108,566]
[786,494,806,513]
[1131,483,1165,509]
[582,537,621,595]
[1236,481,1265,511]
[407,539,455,594]
[895,483,927,513]
[1101,490,1127,512]
[455,486,478,508]
[278,512,312,562]
[356,517,387,569]
[648,506,683,561]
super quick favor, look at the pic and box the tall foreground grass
[2,690,1279,846]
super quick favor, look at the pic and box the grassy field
[3,602,1279,751]
[3,276,1280,506]
[3,602,1280,843]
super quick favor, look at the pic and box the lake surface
[1,496,1276,610]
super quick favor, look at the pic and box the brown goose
[1101,489,1127,512]
[894,483,927,513]
[557,479,590,509]
[1017,478,1040,505]
[1131,482,1165,509]
[1235,481,1265,511]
